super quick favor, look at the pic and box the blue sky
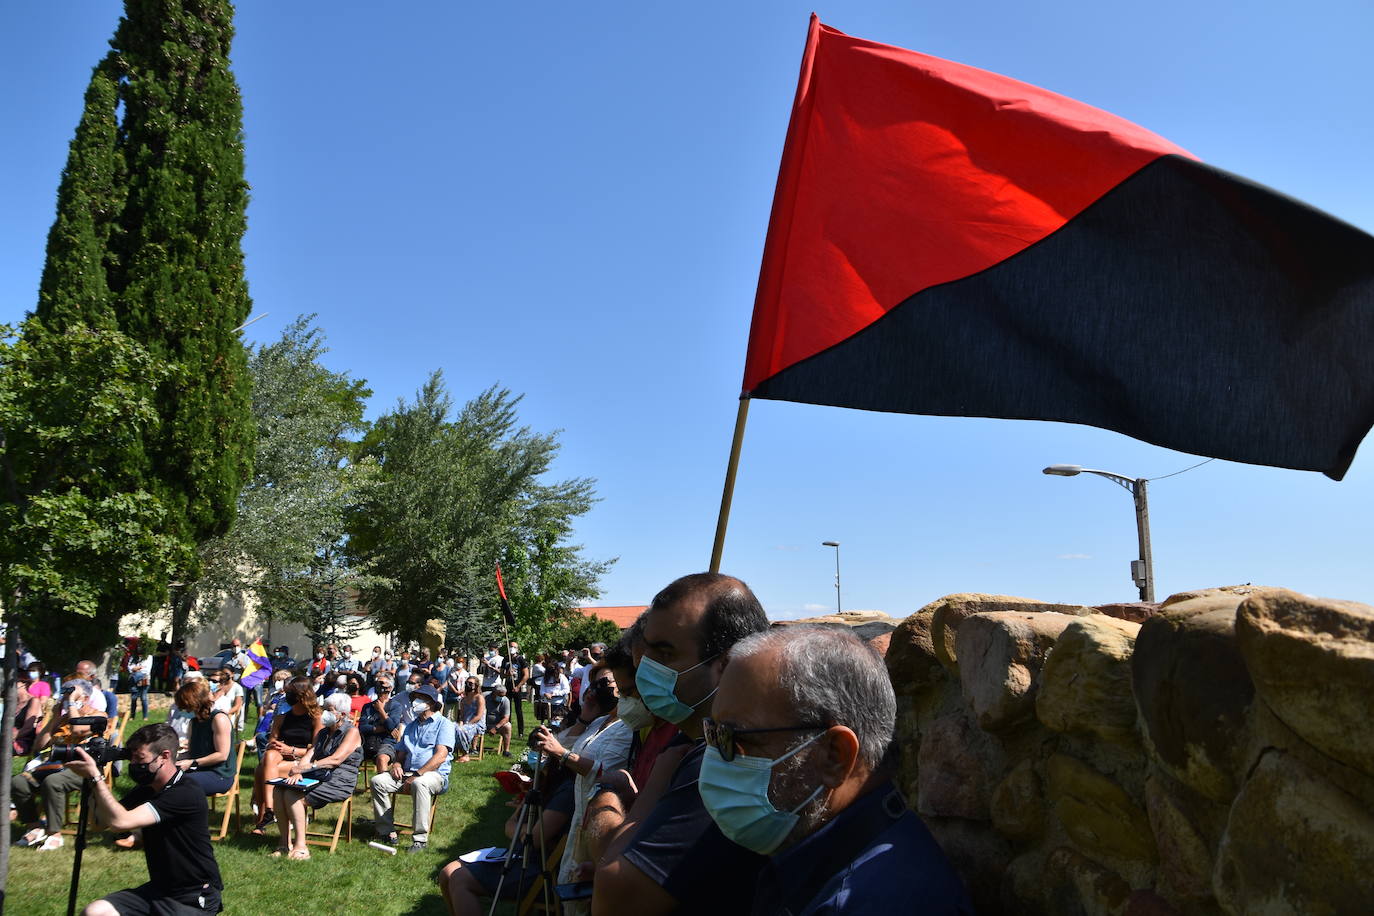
[4,2,1372,619]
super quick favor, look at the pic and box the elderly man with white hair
[701,625,973,915]
[271,691,363,859]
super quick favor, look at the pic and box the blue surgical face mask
[636,655,717,725]
[697,733,826,855]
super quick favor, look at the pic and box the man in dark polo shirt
[591,572,770,915]
[702,626,972,915]
[69,723,224,915]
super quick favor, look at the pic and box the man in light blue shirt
[370,684,454,852]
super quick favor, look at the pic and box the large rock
[991,758,1044,842]
[1046,846,1134,916]
[1235,588,1374,779]
[1131,595,1254,802]
[1037,615,1141,741]
[927,593,1093,675]
[917,711,1005,819]
[1144,766,1224,908]
[924,816,1013,916]
[957,611,1076,730]
[885,606,947,694]
[1047,754,1157,867]
[1095,602,1161,624]
[1213,749,1374,914]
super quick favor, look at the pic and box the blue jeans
[130,682,149,718]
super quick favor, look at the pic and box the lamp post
[1042,464,1155,602]
[821,541,841,613]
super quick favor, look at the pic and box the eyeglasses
[701,717,828,762]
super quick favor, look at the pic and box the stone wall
[884,586,1374,914]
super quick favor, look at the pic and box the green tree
[31,0,256,644]
[0,322,186,667]
[187,317,372,632]
[349,376,611,646]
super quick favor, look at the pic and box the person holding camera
[10,679,103,850]
[68,722,224,914]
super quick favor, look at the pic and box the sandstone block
[1037,614,1141,741]
[1095,602,1161,623]
[923,816,1012,916]
[917,711,1005,820]
[1213,749,1374,915]
[885,607,946,695]
[991,758,1043,842]
[1235,588,1374,779]
[957,611,1075,730]
[1144,766,1222,906]
[1131,596,1253,802]
[926,593,1092,675]
[1046,846,1134,916]
[1048,753,1157,865]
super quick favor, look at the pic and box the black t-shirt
[507,654,528,686]
[120,770,223,893]
[623,739,766,913]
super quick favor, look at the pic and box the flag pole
[709,398,750,572]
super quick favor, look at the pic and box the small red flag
[495,564,516,627]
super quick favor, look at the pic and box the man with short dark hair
[704,626,972,914]
[69,722,224,914]
[592,572,771,916]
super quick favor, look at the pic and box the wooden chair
[208,740,249,841]
[111,707,132,747]
[390,785,441,837]
[517,833,569,916]
[303,794,353,854]
[356,757,375,794]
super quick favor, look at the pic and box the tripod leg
[66,779,94,916]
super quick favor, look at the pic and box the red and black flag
[743,16,1374,479]
[495,564,516,628]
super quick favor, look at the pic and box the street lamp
[821,541,841,613]
[1042,465,1155,602]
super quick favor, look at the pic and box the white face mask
[373,650,381,657]
[411,699,431,715]
[321,710,339,728]
[344,652,352,659]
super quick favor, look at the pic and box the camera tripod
[488,751,555,916]
[66,777,95,916]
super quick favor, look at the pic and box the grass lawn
[8,699,539,915]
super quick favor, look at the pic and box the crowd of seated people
[9,584,975,914]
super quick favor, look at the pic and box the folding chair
[390,786,441,836]
[303,794,353,853]
[208,740,249,841]
[517,833,570,916]
[111,707,132,747]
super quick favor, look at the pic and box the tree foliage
[0,322,187,667]
[349,375,611,647]
[186,317,371,633]
[29,0,256,643]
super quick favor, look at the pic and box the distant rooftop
[574,605,648,629]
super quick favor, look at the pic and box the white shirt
[213,682,244,730]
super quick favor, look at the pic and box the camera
[47,717,131,768]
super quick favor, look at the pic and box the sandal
[269,846,289,858]
[251,812,274,836]
[288,848,311,860]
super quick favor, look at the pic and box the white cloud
[1057,553,1093,560]
[802,603,830,612]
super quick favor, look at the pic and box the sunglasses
[701,717,827,762]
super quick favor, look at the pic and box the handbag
[534,699,551,720]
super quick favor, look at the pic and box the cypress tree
[28,0,254,643]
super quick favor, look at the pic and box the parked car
[196,648,236,671]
